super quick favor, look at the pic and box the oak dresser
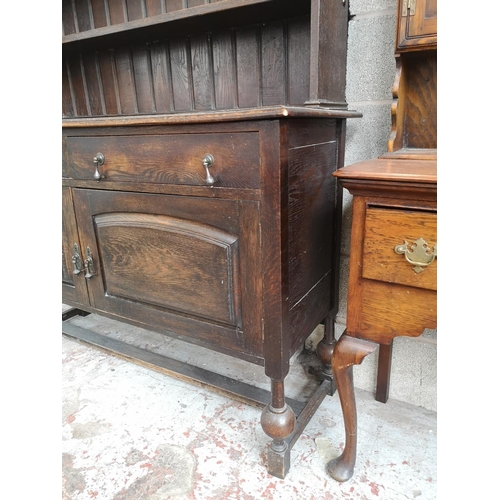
[62,0,360,478]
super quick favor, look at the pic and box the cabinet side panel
[287,119,339,351]
[288,141,337,306]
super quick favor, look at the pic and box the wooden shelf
[62,0,308,51]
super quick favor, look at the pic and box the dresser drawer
[63,131,261,189]
[362,207,437,291]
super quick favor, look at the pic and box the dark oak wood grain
[62,0,357,480]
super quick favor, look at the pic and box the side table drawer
[362,207,437,291]
[63,131,261,189]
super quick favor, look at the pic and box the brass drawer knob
[394,238,437,274]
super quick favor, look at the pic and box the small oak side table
[327,158,437,482]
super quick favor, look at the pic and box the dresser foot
[327,333,376,482]
[261,378,296,478]
[266,438,291,479]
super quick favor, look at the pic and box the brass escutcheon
[394,238,437,274]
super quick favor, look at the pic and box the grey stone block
[344,102,393,165]
[346,14,397,102]
[349,0,397,16]
[337,254,350,320]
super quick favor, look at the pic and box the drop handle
[84,247,96,279]
[71,243,83,275]
[93,153,105,181]
[394,238,437,274]
[202,154,215,185]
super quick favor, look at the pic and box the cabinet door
[72,189,262,357]
[397,0,437,51]
[62,187,90,307]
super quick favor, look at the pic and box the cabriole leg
[327,332,377,482]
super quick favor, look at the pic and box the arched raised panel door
[94,212,240,325]
[72,188,259,355]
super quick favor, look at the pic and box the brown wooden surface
[362,207,437,291]
[330,164,437,481]
[63,117,346,368]
[62,106,361,127]
[62,0,354,118]
[396,0,437,51]
[388,2,436,156]
[62,0,354,479]
[63,0,278,38]
[345,193,437,344]
[376,341,393,403]
[327,334,377,482]
[334,158,436,183]
[62,186,90,307]
[64,129,261,188]
[328,0,438,482]
[72,188,255,354]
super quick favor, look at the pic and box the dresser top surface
[62,106,362,129]
[334,158,437,185]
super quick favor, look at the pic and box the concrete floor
[62,311,437,500]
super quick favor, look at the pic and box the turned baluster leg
[261,378,296,478]
[316,312,336,383]
[327,333,377,482]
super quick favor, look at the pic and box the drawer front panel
[362,207,436,290]
[64,132,260,188]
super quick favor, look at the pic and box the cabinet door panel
[397,0,437,51]
[62,187,90,307]
[72,189,259,354]
[94,212,241,325]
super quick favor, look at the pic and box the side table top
[334,158,436,185]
